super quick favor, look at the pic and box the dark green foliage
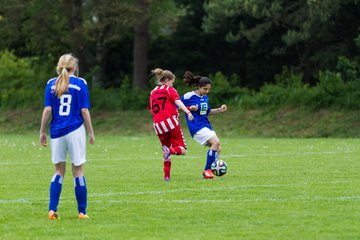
[207,72,249,107]
[90,76,150,110]
[1,0,360,112]
[247,63,360,110]
[203,0,360,85]
[1,0,360,91]
[1,50,360,111]
[0,50,49,109]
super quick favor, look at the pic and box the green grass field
[1,134,360,239]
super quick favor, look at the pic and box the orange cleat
[48,210,59,220]
[78,213,90,219]
[203,169,214,179]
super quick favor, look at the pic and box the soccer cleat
[162,145,170,159]
[164,176,170,181]
[48,210,59,220]
[78,213,89,219]
[203,169,214,179]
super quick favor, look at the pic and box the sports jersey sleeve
[181,92,195,107]
[80,81,91,109]
[168,87,180,102]
[44,83,52,107]
[180,95,186,105]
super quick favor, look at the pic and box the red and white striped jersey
[149,85,180,134]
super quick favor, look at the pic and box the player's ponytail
[152,68,175,85]
[183,71,212,88]
[55,54,78,98]
[55,68,69,98]
[183,71,202,87]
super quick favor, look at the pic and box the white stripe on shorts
[160,121,168,132]
[155,123,163,134]
[172,115,179,126]
[167,118,175,129]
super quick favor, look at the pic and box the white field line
[96,195,360,204]
[2,196,360,205]
[0,149,357,166]
[88,180,360,197]
[2,180,360,204]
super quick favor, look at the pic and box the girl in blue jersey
[39,54,95,220]
[181,71,227,179]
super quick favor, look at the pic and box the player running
[148,68,194,181]
[39,53,95,220]
[181,71,227,179]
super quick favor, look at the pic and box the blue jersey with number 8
[44,75,90,139]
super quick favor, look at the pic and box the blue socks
[49,175,88,215]
[74,176,87,214]
[49,174,63,212]
[205,149,217,170]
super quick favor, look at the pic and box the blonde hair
[55,53,79,98]
[151,68,175,85]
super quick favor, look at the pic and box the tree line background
[1,0,360,111]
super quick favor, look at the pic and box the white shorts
[50,125,86,166]
[193,127,216,146]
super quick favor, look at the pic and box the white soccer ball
[211,160,228,176]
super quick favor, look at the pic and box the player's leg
[49,137,67,219]
[168,126,187,155]
[160,126,187,181]
[158,133,172,181]
[67,125,89,219]
[216,145,221,161]
[72,164,88,219]
[205,135,220,170]
[193,128,218,178]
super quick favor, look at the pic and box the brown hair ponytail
[55,54,78,98]
[151,68,175,85]
[183,71,206,87]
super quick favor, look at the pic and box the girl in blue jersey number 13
[39,54,95,220]
[181,71,228,179]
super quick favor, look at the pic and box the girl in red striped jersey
[148,68,194,181]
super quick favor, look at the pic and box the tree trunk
[133,0,150,90]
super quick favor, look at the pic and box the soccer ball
[211,160,228,176]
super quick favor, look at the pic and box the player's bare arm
[175,99,194,121]
[39,106,52,147]
[210,104,228,114]
[81,108,95,144]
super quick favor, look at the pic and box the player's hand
[89,133,95,145]
[187,112,194,121]
[40,133,47,147]
[220,104,227,112]
[190,105,198,111]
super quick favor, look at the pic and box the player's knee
[72,164,84,177]
[211,141,220,151]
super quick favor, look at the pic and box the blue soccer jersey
[44,75,90,138]
[181,91,212,137]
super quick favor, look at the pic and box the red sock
[164,160,171,178]
[170,146,183,155]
